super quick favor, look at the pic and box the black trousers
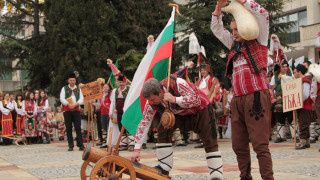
[63,111,83,148]
[95,111,103,141]
[117,114,123,132]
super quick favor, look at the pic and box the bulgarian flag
[122,7,176,135]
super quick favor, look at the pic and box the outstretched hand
[131,151,141,162]
[217,0,227,8]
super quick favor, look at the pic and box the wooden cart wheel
[81,161,95,180]
[90,156,136,180]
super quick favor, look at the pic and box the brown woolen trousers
[315,96,320,124]
[230,90,274,180]
[297,108,313,140]
[157,104,219,153]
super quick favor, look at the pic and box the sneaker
[68,147,73,151]
[79,146,85,151]
[96,142,103,146]
[100,145,108,148]
[154,165,169,175]
[274,138,285,143]
[119,146,128,151]
[177,143,187,146]
[128,146,134,152]
[194,143,204,148]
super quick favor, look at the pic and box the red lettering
[297,93,301,107]
[287,95,292,109]
[291,94,296,107]
[283,95,287,110]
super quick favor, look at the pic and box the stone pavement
[0,138,319,180]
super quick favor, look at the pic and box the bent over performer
[211,0,273,179]
[131,77,223,180]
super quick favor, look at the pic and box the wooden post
[91,104,95,147]
[115,126,126,150]
[87,104,91,145]
[107,127,113,154]
[293,110,297,148]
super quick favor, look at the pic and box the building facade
[282,0,320,63]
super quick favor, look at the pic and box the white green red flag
[121,7,175,135]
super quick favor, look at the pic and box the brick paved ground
[0,138,319,180]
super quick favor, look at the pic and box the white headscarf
[270,34,281,55]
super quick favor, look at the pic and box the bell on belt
[160,109,175,129]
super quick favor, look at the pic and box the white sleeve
[269,76,276,86]
[210,15,233,50]
[243,0,269,46]
[33,103,38,115]
[60,87,69,106]
[77,88,84,105]
[303,82,311,101]
[310,78,318,100]
[44,99,49,111]
[22,100,26,115]
[109,89,116,116]
[0,101,11,115]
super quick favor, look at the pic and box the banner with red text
[281,78,303,112]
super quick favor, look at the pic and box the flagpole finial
[169,3,181,15]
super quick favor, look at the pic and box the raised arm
[211,0,233,49]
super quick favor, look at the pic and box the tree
[174,0,293,87]
[0,0,45,89]
[44,0,172,97]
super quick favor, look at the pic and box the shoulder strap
[208,77,217,99]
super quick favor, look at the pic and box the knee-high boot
[274,125,286,143]
[290,123,299,141]
[206,151,223,180]
[155,143,173,175]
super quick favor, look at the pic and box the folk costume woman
[36,90,50,144]
[22,92,37,144]
[0,93,15,145]
[14,94,24,136]
[99,83,112,148]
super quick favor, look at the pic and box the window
[298,11,307,27]
[277,10,307,44]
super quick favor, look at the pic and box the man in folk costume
[303,60,319,143]
[60,72,84,151]
[0,93,15,145]
[195,53,220,148]
[131,78,223,180]
[107,59,134,150]
[197,54,221,104]
[310,73,320,152]
[294,64,313,149]
[211,0,273,179]
[270,34,285,64]
[269,60,295,143]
